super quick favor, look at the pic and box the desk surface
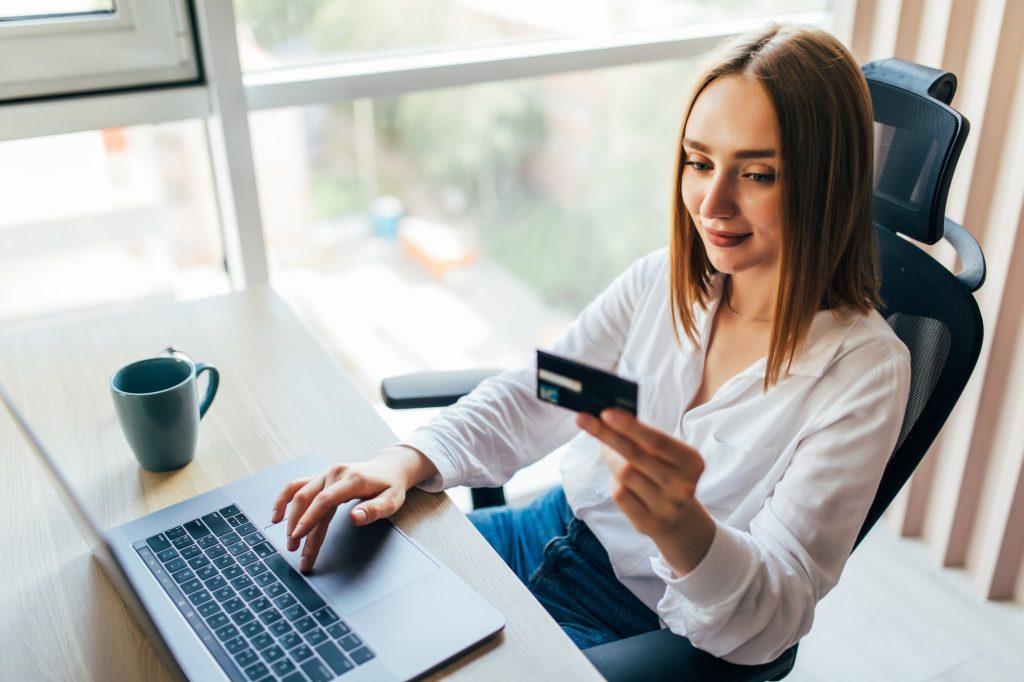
[0,288,600,681]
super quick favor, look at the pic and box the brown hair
[669,24,879,389]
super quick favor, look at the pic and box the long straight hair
[669,24,879,389]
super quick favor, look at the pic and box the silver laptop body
[2,384,505,681]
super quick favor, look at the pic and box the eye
[745,172,775,184]
[684,160,712,172]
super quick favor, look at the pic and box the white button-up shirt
[404,248,911,664]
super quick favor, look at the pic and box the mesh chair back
[855,60,985,546]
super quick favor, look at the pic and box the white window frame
[0,0,199,102]
[0,1,832,291]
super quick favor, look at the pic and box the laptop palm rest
[263,501,438,615]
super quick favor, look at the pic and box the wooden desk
[0,288,600,681]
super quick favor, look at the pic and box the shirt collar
[701,275,860,378]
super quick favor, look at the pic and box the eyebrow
[683,138,776,159]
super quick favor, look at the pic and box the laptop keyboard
[133,505,375,681]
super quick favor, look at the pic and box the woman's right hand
[271,445,438,572]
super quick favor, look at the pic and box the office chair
[381,59,986,682]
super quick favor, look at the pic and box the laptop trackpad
[264,501,438,615]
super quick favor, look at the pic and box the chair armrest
[380,368,503,409]
[583,629,797,682]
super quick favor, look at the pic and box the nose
[701,172,736,220]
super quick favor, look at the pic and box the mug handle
[194,363,220,419]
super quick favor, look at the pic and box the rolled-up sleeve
[652,351,911,664]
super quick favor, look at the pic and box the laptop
[0,383,504,681]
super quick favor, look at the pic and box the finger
[299,508,337,573]
[272,477,312,523]
[602,441,683,497]
[294,476,364,540]
[600,409,700,466]
[610,479,653,521]
[287,475,325,549]
[577,412,643,462]
[351,488,404,525]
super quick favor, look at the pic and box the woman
[273,24,911,664]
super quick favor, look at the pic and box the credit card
[536,349,638,417]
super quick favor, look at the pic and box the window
[0,0,199,102]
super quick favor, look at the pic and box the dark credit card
[536,349,638,417]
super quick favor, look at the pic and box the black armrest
[584,629,797,682]
[380,368,503,409]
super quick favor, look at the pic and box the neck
[725,274,775,323]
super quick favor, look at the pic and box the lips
[704,227,752,248]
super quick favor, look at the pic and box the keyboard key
[289,644,313,662]
[164,557,187,574]
[245,562,268,578]
[220,531,242,547]
[312,607,339,627]
[240,586,261,602]
[171,567,195,584]
[237,551,258,566]
[259,609,284,627]
[224,635,247,655]
[214,623,240,642]
[251,632,274,651]
[213,586,235,602]
[213,555,235,570]
[243,661,270,681]
[294,616,317,634]
[326,622,350,639]
[227,542,248,557]
[280,674,305,682]
[201,511,232,537]
[234,647,258,668]
[188,556,212,571]
[219,504,241,517]
[244,531,266,547]
[268,620,293,638]
[254,573,277,589]
[232,609,256,626]
[236,523,258,537]
[264,582,285,599]
[283,605,305,622]
[165,526,186,540]
[300,657,334,682]
[273,593,297,610]
[251,543,275,560]
[350,647,374,665]
[271,658,297,677]
[179,578,203,595]
[188,590,212,606]
[280,632,302,650]
[156,547,178,563]
[172,535,195,551]
[260,645,285,663]
[207,612,230,631]
[226,514,242,527]
[230,575,253,591]
[196,565,218,581]
[338,634,362,652]
[205,575,227,591]
[250,597,272,613]
[183,519,211,539]
[241,621,265,639]
[223,597,245,614]
[224,565,245,581]
[179,544,202,560]
[197,600,222,619]
[145,533,172,553]
[197,534,220,549]
[264,555,326,612]
[205,545,227,560]
[304,628,327,647]
[316,640,354,675]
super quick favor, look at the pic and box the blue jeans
[467,486,660,649]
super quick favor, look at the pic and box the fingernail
[353,508,367,524]
[293,523,305,538]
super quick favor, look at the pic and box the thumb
[351,489,404,525]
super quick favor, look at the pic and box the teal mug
[110,347,219,472]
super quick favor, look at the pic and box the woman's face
[681,74,783,281]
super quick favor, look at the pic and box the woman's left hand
[577,409,715,574]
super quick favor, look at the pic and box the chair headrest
[862,59,969,245]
